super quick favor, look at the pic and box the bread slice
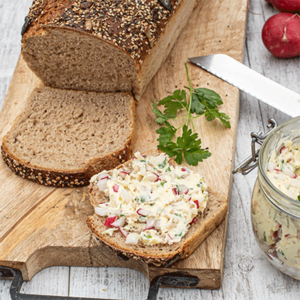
[21,0,200,100]
[86,150,228,267]
[1,87,136,187]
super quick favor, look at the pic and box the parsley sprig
[152,64,230,166]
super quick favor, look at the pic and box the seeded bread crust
[86,151,228,266]
[1,88,136,188]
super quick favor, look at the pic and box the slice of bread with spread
[86,150,228,267]
[1,87,136,187]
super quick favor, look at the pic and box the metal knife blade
[188,54,300,117]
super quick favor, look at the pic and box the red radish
[119,227,128,238]
[113,184,119,192]
[180,185,189,195]
[145,173,160,182]
[267,0,300,13]
[181,168,186,172]
[154,219,161,230]
[168,234,173,240]
[97,175,109,191]
[273,231,278,238]
[137,208,151,216]
[146,217,155,229]
[119,171,129,179]
[98,173,109,180]
[280,146,288,154]
[111,216,126,228]
[262,13,300,58]
[142,154,147,158]
[267,162,276,172]
[190,217,197,225]
[194,200,200,209]
[283,167,297,178]
[285,234,291,237]
[104,215,117,227]
[172,187,179,195]
[274,168,281,172]
[95,206,107,216]
[125,233,140,245]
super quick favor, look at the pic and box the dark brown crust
[1,91,136,188]
[22,0,183,65]
[86,152,228,266]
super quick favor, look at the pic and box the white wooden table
[1,0,300,299]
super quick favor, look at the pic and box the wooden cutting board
[0,0,247,290]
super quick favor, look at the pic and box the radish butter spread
[252,141,300,267]
[90,152,208,246]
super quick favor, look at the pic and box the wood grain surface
[0,0,247,289]
[1,0,300,300]
[7,0,300,299]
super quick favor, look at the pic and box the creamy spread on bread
[91,152,208,245]
[252,141,300,267]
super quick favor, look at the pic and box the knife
[188,54,300,117]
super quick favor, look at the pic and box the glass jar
[237,117,300,279]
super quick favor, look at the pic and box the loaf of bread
[2,87,135,187]
[21,0,199,99]
[86,150,228,266]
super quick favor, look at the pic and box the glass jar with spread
[234,117,300,279]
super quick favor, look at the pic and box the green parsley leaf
[160,181,166,187]
[264,232,267,242]
[156,122,177,146]
[175,213,182,217]
[151,100,168,124]
[150,203,154,206]
[144,234,152,239]
[297,195,300,202]
[158,89,187,119]
[190,93,206,115]
[192,88,223,109]
[204,107,231,128]
[175,232,183,237]
[140,196,146,203]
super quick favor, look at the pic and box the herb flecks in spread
[252,141,300,269]
[267,141,300,199]
[152,64,231,166]
[91,152,208,246]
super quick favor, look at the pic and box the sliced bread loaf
[86,151,228,267]
[21,0,199,99]
[1,87,136,187]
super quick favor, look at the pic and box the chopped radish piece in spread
[145,173,160,182]
[267,162,276,172]
[125,233,140,245]
[190,217,197,225]
[154,219,161,230]
[97,176,108,191]
[113,184,119,192]
[181,185,189,194]
[194,200,200,209]
[119,227,128,238]
[111,216,126,228]
[283,167,297,178]
[119,171,129,179]
[280,146,288,154]
[95,207,107,216]
[144,217,155,230]
[104,215,117,227]
[172,187,179,195]
[137,208,151,216]
[168,234,173,240]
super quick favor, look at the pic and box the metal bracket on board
[0,266,199,300]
